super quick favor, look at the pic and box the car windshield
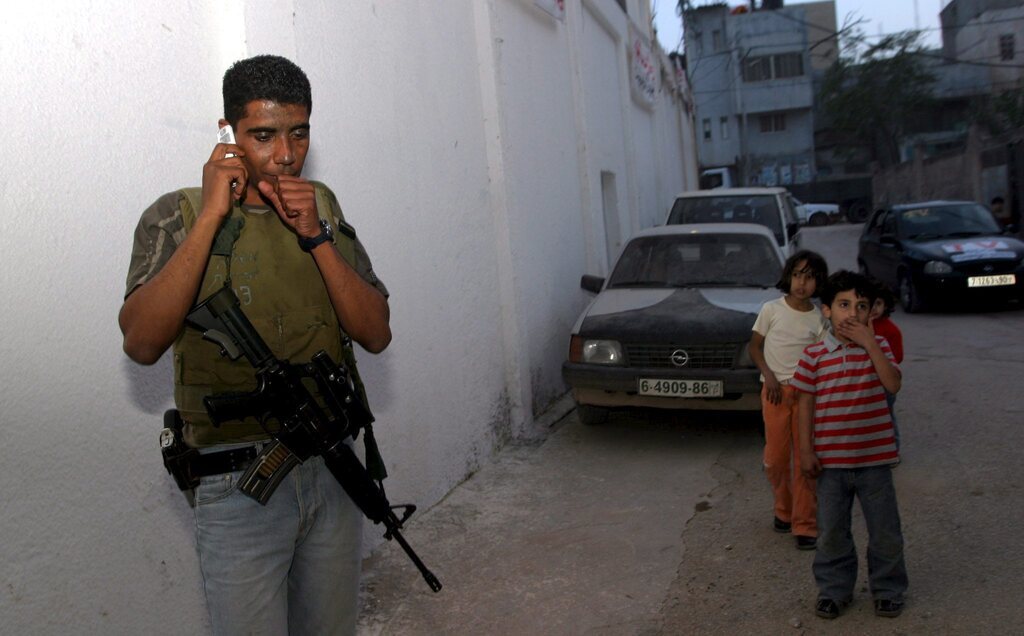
[608,233,781,289]
[667,195,784,245]
[898,203,1001,240]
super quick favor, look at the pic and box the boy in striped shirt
[790,271,907,620]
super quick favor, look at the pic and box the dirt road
[359,225,1024,634]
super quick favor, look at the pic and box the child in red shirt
[870,283,903,450]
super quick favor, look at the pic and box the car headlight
[571,338,624,365]
[923,260,953,275]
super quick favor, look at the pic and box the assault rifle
[185,285,442,593]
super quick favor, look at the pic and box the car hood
[576,287,778,340]
[907,235,1024,262]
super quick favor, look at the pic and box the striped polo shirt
[790,331,899,468]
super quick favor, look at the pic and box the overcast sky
[651,0,947,54]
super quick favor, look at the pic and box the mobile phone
[218,124,236,144]
[218,124,236,158]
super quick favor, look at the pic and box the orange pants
[762,384,817,537]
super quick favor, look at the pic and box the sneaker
[795,535,817,550]
[773,517,792,533]
[874,599,904,617]
[815,598,841,619]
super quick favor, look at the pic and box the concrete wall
[872,127,986,207]
[800,1,838,71]
[941,0,1024,58]
[954,5,1024,90]
[0,0,696,633]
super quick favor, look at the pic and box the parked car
[857,201,1024,312]
[562,223,785,424]
[665,187,802,255]
[790,196,840,226]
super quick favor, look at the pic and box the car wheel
[809,212,829,226]
[576,404,609,426]
[899,272,925,313]
[848,206,869,223]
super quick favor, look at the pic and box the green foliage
[973,89,1024,135]
[819,31,936,167]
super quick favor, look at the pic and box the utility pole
[734,35,749,186]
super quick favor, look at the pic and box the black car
[857,201,1024,312]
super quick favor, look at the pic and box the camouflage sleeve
[321,186,389,298]
[124,192,187,298]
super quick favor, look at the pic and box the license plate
[638,378,723,398]
[967,274,1015,288]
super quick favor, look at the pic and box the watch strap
[298,219,333,252]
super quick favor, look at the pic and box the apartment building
[684,1,837,187]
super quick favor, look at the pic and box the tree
[818,31,936,168]
[973,88,1024,136]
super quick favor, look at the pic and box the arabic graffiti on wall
[629,24,656,108]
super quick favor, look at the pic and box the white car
[562,223,785,424]
[665,187,802,256]
[790,196,840,226]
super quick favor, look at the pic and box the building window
[774,53,803,78]
[759,113,786,133]
[703,118,712,140]
[712,29,724,52]
[742,53,804,82]
[742,56,772,82]
[1000,34,1015,61]
[720,117,729,140]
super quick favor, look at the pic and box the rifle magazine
[238,441,301,505]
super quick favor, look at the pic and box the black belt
[192,446,259,478]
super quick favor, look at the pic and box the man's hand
[800,449,822,478]
[763,371,783,405]
[201,143,247,219]
[835,317,875,348]
[258,175,321,239]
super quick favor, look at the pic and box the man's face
[822,289,870,336]
[220,99,310,205]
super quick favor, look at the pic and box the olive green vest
[173,182,364,448]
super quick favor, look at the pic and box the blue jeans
[193,451,363,635]
[814,466,908,603]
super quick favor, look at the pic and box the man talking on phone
[119,55,390,634]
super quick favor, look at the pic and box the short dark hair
[991,196,1005,205]
[776,250,828,296]
[222,55,312,126]
[870,277,896,317]
[820,270,875,307]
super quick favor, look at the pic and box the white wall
[0,1,696,633]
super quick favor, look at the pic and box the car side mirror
[580,274,605,294]
[880,235,898,246]
[786,222,799,239]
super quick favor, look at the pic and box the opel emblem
[670,349,689,367]
[983,264,994,273]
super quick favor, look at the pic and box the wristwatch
[298,219,334,252]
